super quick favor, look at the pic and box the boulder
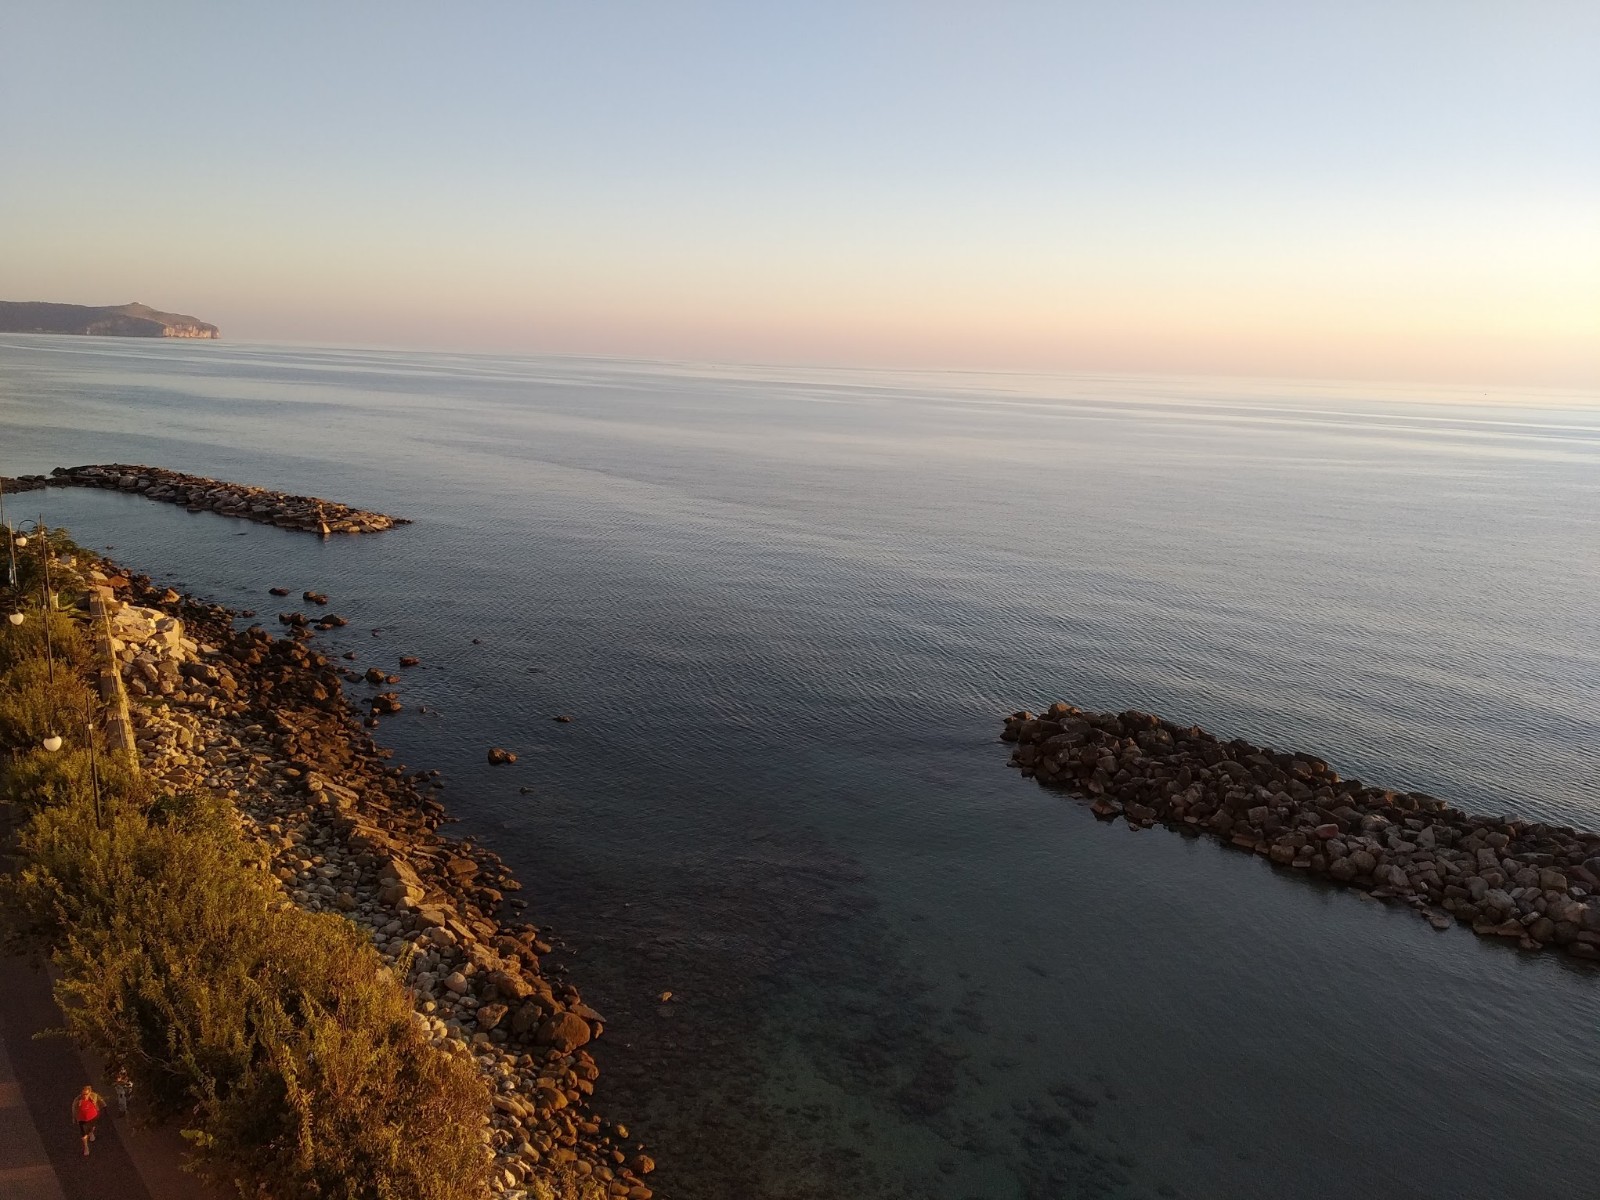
[510,1001,546,1036]
[536,1011,592,1052]
[1538,868,1568,893]
[475,1002,509,1031]
[379,878,427,908]
[1582,901,1600,932]
[486,968,535,1002]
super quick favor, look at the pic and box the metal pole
[39,519,55,687]
[0,483,12,590]
[85,702,103,828]
[39,515,54,610]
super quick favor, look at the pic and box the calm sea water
[3,335,1598,1200]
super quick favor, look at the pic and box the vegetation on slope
[0,300,219,338]
[0,529,491,1199]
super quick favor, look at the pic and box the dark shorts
[78,1119,96,1136]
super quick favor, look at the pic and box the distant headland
[0,300,219,339]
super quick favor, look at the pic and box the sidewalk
[0,953,225,1200]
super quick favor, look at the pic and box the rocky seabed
[1004,704,1600,959]
[3,464,404,534]
[88,562,654,1199]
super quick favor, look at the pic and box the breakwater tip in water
[1003,703,1600,960]
[1,464,407,534]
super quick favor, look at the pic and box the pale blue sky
[2,2,1596,383]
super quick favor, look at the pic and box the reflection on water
[2,336,1598,1198]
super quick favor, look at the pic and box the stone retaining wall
[86,585,140,772]
[1003,703,1600,960]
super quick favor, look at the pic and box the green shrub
[0,609,93,675]
[4,527,90,611]
[0,744,135,813]
[0,657,94,748]
[8,771,491,1199]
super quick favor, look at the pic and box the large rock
[536,1011,592,1052]
[1482,889,1515,915]
[510,1001,547,1036]
[379,878,427,908]
[1378,864,1411,891]
[475,1002,508,1031]
[486,968,534,1002]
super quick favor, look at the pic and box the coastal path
[0,953,225,1200]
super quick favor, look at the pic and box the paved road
[0,1001,64,1200]
[0,954,223,1200]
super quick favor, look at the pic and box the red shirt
[73,1095,99,1122]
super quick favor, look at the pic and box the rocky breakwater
[93,562,655,1198]
[46,464,407,534]
[1003,704,1600,961]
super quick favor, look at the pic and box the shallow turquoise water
[3,335,1598,1198]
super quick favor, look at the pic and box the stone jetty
[68,556,653,1197]
[2,464,405,534]
[1003,704,1600,960]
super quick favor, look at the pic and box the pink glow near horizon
[2,3,1596,387]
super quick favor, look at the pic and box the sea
[2,335,1597,1200]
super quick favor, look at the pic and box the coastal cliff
[0,300,219,339]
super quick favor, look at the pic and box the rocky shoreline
[1004,704,1600,960]
[1,464,405,534]
[83,558,653,1198]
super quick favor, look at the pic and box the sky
[2,2,1597,386]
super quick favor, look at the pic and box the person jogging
[112,1068,133,1118]
[72,1085,103,1157]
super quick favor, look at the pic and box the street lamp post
[83,700,103,826]
[37,517,61,753]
